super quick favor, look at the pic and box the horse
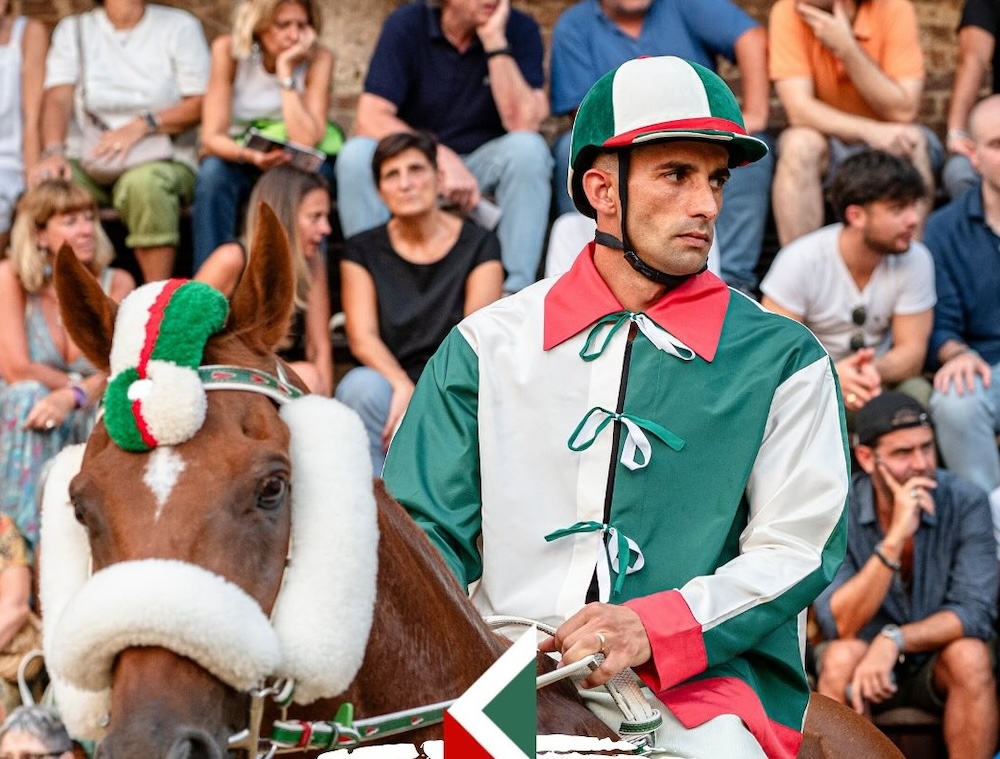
[41,206,902,759]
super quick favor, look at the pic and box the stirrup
[485,615,662,745]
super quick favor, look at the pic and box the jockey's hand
[538,603,651,689]
[848,638,899,714]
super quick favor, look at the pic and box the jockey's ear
[55,243,115,373]
[229,202,296,353]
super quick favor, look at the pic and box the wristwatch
[878,624,906,662]
[141,111,161,134]
[280,76,297,91]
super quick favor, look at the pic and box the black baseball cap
[855,392,931,447]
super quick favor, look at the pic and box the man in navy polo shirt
[923,93,1000,511]
[335,0,551,294]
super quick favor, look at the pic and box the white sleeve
[168,12,211,96]
[44,16,80,90]
[895,243,937,315]
[759,245,812,317]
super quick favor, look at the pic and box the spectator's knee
[937,638,995,691]
[113,163,180,209]
[817,639,866,682]
[498,132,553,180]
[334,367,390,415]
[777,127,829,175]
[335,137,379,183]
[930,385,988,424]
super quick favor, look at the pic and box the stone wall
[16,0,973,136]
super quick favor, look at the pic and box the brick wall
[17,0,973,136]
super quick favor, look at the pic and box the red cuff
[624,589,707,691]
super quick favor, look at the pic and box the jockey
[382,55,849,759]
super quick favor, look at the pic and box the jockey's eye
[257,475,288,511]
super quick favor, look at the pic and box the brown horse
[42,208,900,759]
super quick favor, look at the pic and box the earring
[39,246,53,279]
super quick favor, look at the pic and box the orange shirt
[768,0,925,121]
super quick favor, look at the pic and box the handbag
[0,611,43,683]
[76,16,174,185]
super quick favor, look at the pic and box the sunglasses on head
[849,305,867,351]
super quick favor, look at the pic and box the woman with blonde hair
[0,180,134,549]
[196,165,333,396]
[193,0,338,268]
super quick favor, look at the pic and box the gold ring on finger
[595,631,606,654]
[45,418,56,429]
[846,393,858,404]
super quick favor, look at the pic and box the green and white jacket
[383,247,849,759]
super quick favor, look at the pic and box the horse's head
[41,207,377,759]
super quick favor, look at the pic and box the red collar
[543,244,730,362]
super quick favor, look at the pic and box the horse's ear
[228,202,295,352]
[54,244,115,373]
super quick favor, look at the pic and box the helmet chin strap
[595,151,705,290]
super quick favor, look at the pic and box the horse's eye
[257,475,288,511]
[72,498,86,525]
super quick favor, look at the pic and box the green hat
[568,56,769,217]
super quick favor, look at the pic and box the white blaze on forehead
[143,446,186,518]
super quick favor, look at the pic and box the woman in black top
[337,131,503,473]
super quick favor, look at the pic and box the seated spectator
[335,0,551,294]
[548,0,773,295]
[196,165,333,396]
[761,150,935,414]
[942,0,997,200]
[923,94,1000,507]
[0,180,134,550]
[813,393,997,758]
[33,0,210,283]
[0,705,74,759]
[769,0,941,246]
[193,0,339,269]
[0,0,48,255]
[336,132,503,474]
[0,514,34,717]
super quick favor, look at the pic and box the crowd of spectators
[2,0,1000,751]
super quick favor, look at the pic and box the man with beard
[761,149,935,415]
[813,393,997,758]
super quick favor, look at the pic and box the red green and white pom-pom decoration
[104,279,229,452]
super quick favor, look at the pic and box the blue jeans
[336,132,552,293]
[942,153,979,201]
[334,366,392,475]
[930,363,1000,493]
[192,156,338,270]
[552,129,774,293]
[192,157,263,268]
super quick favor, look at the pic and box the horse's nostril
[167,730,224,759]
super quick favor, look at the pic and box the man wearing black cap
[813,392,997,758]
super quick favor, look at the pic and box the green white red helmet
[568,56,769,217]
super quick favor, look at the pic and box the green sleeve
[382,329,483,588]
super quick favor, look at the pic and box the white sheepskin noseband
[40,396,378,739]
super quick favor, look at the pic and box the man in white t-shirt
[761,149,935,414]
